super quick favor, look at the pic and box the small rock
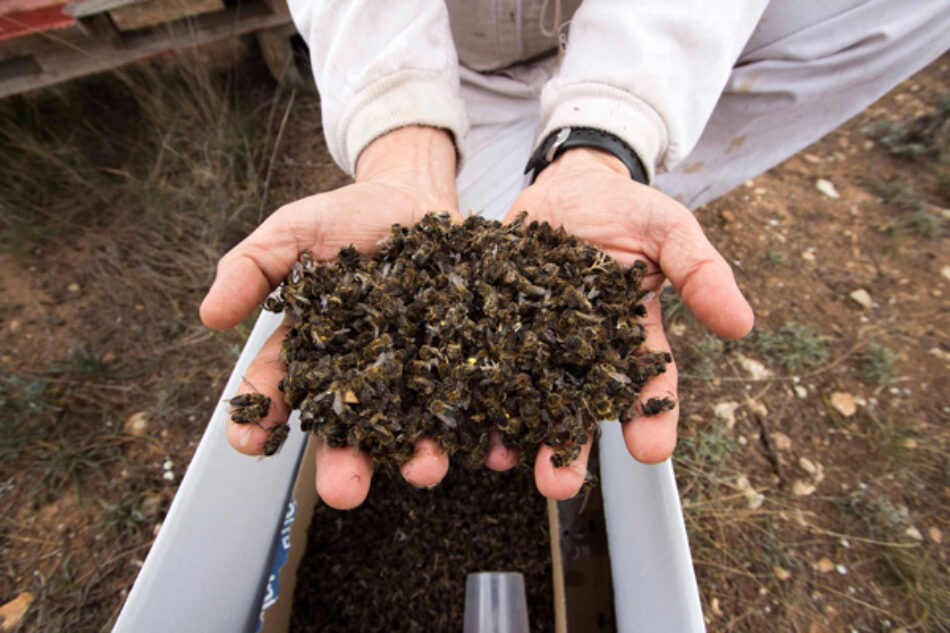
[736,475,764,510]
[830,392,857,417]
[794,385,808,399]
[747,398,768,417]
[162,459,174,471]
[101,351,117,364]
[835,564,848,576]
[668,322,686,337]
[162,470,176,483]
[799,457,825,484]
[8,319,21,334]
[721,210,736,222]
[67,282,80,293]
[901,438,917,449]
[816,179,840,199]
[803,153,822,164]
[929,347,950,363]
[813,558,835,573]
[0,591,33,631]
[124,412,149,436]
[772,566,791,581]
[736,354,773,380]
[849,289,872,309]
[771,432,792,451]
[929,527,943,543]
[941,266,950,282]
[711,598,723,617]
[714,401,741,429]
[801,249,816,263]
[792,479,816,496]
[904,526,923,541]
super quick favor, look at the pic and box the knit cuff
[335,69,470,177]
[537,81,668,183]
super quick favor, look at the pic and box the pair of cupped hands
[200,126,754,510]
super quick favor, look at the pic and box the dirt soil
[0,44,946,633]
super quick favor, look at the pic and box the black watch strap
[524,127,649,185]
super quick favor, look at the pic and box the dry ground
[0,42,946,632]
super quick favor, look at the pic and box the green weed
[841,488,950,626]
[31,435,124,506]
[691,333,726,381]
[764,250,787,266]
[857,343,898,385]
[879,183,945,238]
[675,425,739,504]
[750,322,828,372]
[0,374,53,460]
[660,286,689,325]
[62,344,113,382]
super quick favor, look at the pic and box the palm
[203,181,462,509]
[502,153,754,469]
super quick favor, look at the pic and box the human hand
[501,147,755,499]
[201,126,466,509]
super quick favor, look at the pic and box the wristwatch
[524,127,649,185]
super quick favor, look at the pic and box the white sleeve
[538,0,769,182]
[287,0,469,176]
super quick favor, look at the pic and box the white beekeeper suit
[287,0,949,217]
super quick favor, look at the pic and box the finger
[226,320,292,455]
[653,204,754,339]
[400,438,450,487]
[201,204,317,330]
[534,440,592,500]
[484,431,519,471]
[315,438,374,510]
[622,298,679,464]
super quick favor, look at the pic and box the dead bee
[641,396,676,416]
[590,394,614,419]
[265,211,671,469]
[428,400,458,428]
[263,423,290,456]
[262,294,286,313]
[229,392,271,424]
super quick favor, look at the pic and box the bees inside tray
[289,465,552,632]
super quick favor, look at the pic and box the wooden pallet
[0,0,292,98]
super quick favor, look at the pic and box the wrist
[536,147,630,185]
[355,126,458,207]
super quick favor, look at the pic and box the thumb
[200,203,317,330]
[652,205,754,339]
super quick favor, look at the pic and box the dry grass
[0,41,311,631]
